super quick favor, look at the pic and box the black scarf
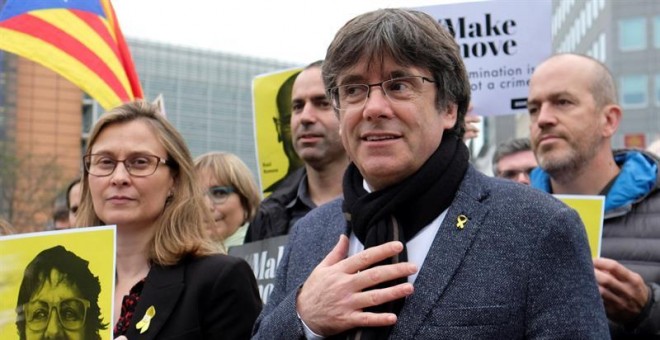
[341,132,469,339]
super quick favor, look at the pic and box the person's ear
[441,103,458,130]
[601,104,621,138]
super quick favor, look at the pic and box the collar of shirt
[348,179,446,284]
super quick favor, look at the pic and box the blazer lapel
[392,168,490,339]
[124,262,185,340]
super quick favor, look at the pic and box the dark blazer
[124,254,261,340]
[252,167,610,339]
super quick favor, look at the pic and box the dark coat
[123,254,262,340]
[603,149,660,338]
[253,167,610,339]
[245,167,306,243]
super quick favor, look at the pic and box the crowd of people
[1,7,659,340]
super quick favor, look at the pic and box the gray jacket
[252,167,609,339]
[604,149,660,338]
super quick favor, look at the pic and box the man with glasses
[246,61,349,243]
[252,8,608,339]
[16,245,106,340]
[492,138,537,185]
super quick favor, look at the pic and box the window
[599,33,606,62]
[654,16,660,48]
[619,17,647,51]
[620,75,648,108]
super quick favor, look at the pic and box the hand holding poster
[0,227,115,340]
[417,0,552,116]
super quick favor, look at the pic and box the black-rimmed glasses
[206,186,235,205]
[21,298,90,331]
[329,75,435,111]
[83,154,170,177]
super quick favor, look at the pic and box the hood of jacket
[530,149,659,213]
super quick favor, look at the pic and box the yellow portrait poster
[252,67,303,196]
[555,195,605,258]
[0,226,115,340]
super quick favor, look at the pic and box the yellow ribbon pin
[456,215,468,229]
[135,306,156,334]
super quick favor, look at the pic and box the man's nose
[362,86,393,120]
[299,104,318,124]
[536,104,557,127]
[515,171,531,185]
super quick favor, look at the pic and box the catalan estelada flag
[0,0,143,109]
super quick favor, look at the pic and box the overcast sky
[112,0,472,65]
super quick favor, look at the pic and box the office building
[0,38,297,231]
[485,0,660,170]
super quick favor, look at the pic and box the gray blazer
[252,167,609,339]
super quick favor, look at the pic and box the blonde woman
[77,100,261,339]
[194,152,260,249]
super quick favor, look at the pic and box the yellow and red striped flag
[0,0,143,109]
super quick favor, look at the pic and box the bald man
[528,53,660,338]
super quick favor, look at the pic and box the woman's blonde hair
[77,100,215,265]
[194,151,261,223]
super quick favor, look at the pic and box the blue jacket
[253,166,609,339]
[531,149,660,338]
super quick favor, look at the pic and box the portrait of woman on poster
[15,245,106,340]
[76,100,261,339]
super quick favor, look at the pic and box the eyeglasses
[83,154,170,177]
[206,186,235,205]
[499,167,535,180]
[22,298,90,331]
[272,117,291,142]
[329,75,435,111]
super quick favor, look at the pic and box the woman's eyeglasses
[21,298,90,331]
[206,186,235,205]
[83,154,170,177]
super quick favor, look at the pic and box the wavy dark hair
[323,8,471,138]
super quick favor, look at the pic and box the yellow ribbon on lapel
[456,214,468,229]
[135,306,156,334]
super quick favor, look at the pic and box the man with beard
[245,61,350,242]
[527,53,660,338]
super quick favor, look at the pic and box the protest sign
[228,235,288,304]
[252,67,304,195]
[0,226,115,340]
[417,0,552,116]
[555,195,605,258]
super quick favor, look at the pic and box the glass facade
[619,17,647,51]
[550,0,660,148]
[620,74,648,108]
[127,39,298,181]
[654,16,660,48]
